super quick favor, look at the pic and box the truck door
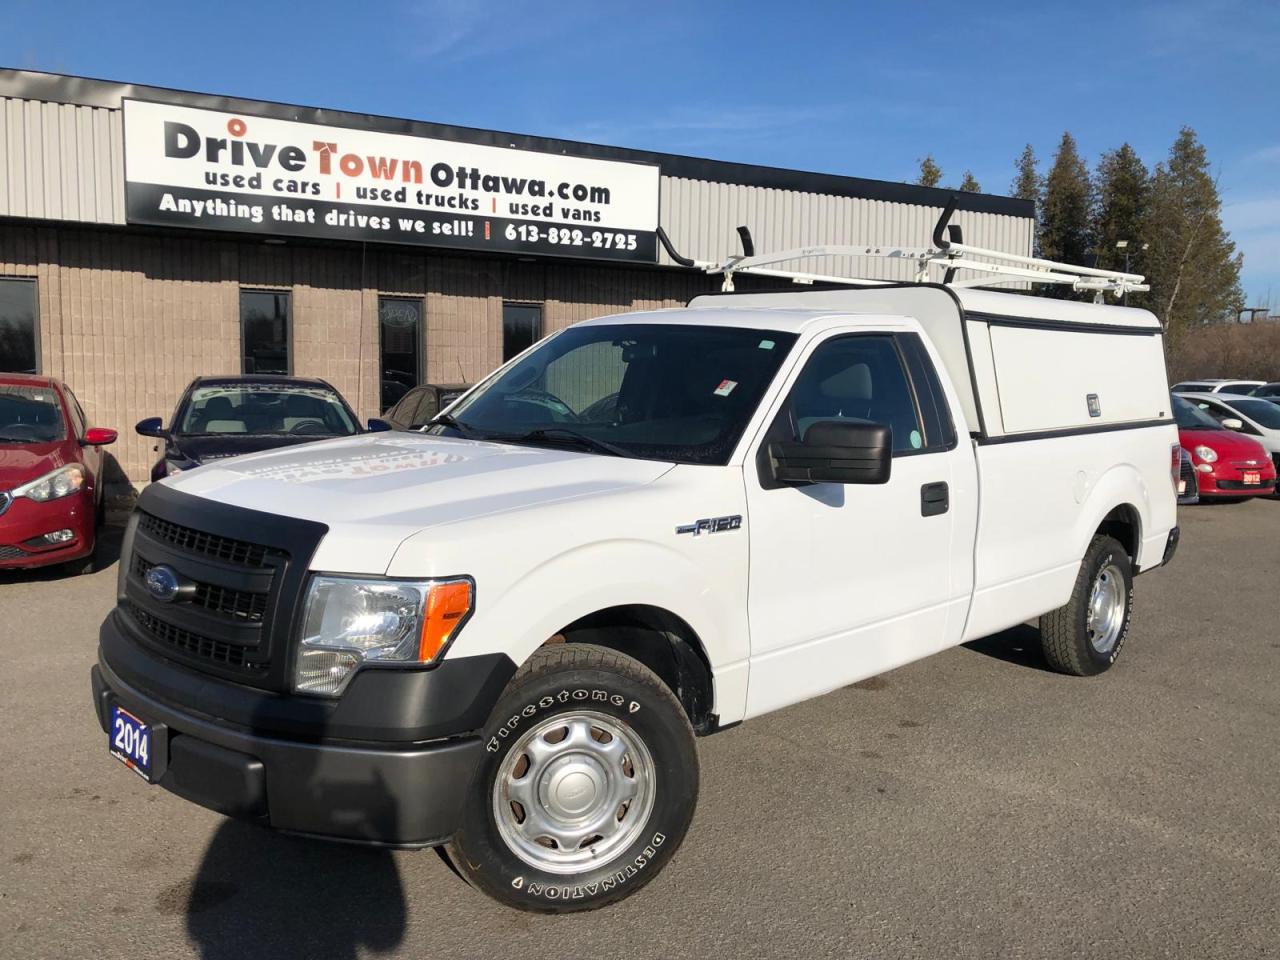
[742,329,977,718]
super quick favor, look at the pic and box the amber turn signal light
[418,580,473,661]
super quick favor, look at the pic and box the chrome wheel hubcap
[1087,562,1126,654]
[493,711,655,874]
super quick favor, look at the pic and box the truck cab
[92,283,1179,912]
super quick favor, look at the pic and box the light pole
[1114,240,1149,305]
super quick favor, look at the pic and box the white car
[1171,378,1265,395]
[91,285,1179,912]
[1182,392,1280,469]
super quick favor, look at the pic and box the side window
[898,334,957,448]
[774,335,925,455]
[64,387,87,438]
[411,389,441,427]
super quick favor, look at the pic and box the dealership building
[0,68,1034,485]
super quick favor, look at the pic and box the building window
[379,297,423,412]
[503,303,542,362]
[241,291,291,375]
[0,279,38,373]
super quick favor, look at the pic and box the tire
[445,643,698,913]
[1039,534,1133,676]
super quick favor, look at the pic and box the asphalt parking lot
[1,500,1277,960]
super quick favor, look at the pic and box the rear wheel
[446,643,698,912]
[1039,535,1133,676]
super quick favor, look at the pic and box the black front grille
[124,600,262,671]
[133,555,270,623]
[1178,453,1198,498]
[137,512,284,568]
[117,486,327,691]
[0,544,26,560]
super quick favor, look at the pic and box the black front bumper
[92,612,515,848]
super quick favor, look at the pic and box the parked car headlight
[293,575,473,697]
[1193,444,1218,463]
[12,464,87,502]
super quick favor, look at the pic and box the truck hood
[164,433,675,573]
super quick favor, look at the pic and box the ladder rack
[657,195,1149,301]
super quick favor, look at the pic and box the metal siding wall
[656,176,1033,279]
[0,98,125,224]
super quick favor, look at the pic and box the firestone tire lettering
[485,687,641,752]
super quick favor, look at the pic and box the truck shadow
[961,623,1055,673]
[176,819,406,960]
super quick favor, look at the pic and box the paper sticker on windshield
[714,380,738,397]
[758,339,775,350]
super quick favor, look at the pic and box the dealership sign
[122,100,660,262]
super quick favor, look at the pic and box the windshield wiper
[0,435,41,443]
[509,427,629,458]
[427,413,480,439]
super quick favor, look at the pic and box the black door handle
[921,481,949,517]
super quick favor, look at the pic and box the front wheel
[1039,534,1134,676]
[446,643,698,912]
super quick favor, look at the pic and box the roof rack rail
[657,195,1150,301]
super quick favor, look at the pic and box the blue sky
[5,0,1277,303]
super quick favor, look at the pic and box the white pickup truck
[92,281,1180,912]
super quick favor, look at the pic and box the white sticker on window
[758,339,775,350]
[910,429,923,449]
[714,379,738,397]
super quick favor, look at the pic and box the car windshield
[1224,397,1280,430]
[0,384,66,442]
[437,323,798,465]
[177,383,358,437]
[1172,395,1221,430]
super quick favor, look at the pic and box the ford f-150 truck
[91,282,1180,912]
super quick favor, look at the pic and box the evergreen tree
[1141,127,1244,345]
[1011,144,1043,253]
[959,170,981,193]
[1040,133,1093,295]
[916,155,942,188]
[1092,144,1150,278]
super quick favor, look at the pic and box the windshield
[0,384,66,442]
[1172,394,1221,430]
[177,384,358,437]
[438,323,798,465]
[1224,397,1280,430]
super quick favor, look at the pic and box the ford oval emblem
[145,564,184,603]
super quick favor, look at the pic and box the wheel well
[544,605,715,734]
[1097,504,1141,562]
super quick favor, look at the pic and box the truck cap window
[441,324,797,465]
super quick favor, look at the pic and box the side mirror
[83,427,117,446]
[135,417,167,439]
[366,418,393,433]
[1222,418,1244,431]
[767,420,892,486]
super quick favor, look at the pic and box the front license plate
[109,704,153,781]
[1243,471,1261,485]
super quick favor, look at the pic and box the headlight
[1193,444,1218,464]
[293,575,473,697]
[12,464,86,502]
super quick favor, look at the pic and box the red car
[1173,394,1276,499]
[0,374,117,573]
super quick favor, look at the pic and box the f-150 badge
[676,515,743,536]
